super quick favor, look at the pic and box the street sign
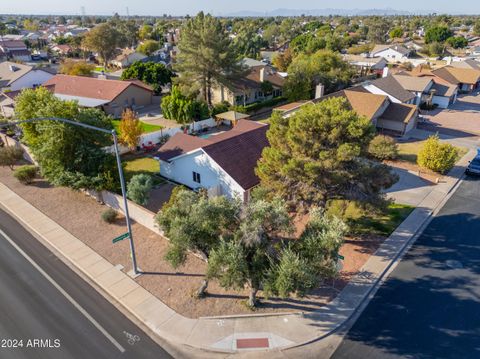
[337,254,345,260]
[112,232,129,243]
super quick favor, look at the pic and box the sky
[1,0,479,16]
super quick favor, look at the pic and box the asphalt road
[332,177,480,359]
[0,208,173,359]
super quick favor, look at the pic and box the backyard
[111,119,164,134]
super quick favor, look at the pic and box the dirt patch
[0,167,387,318]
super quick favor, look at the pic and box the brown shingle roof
[157,120,269,190]
[432,66,480,85]
[392,74,433,93]
[43,74,152,101]
[246,65,285,88]
[379,102,417,123]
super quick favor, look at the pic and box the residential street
[331,177,480,359]
[0,208,172,359]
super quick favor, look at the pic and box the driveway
[332,177,480,359]
[385,166,435,207]
[419,92,480,138]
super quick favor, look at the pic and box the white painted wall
[10,70,54,91]
[160,150,245,200]
[373,48,408,63]
[432,96,450,109]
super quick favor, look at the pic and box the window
[192,171,201,183]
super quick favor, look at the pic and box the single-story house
[43,74,153,117]
[51,44,73,56]
[361,75,416,104]
[449,58,480,71]
[276,88,418,136]
[0,62,55,91]
[392,74,434,105]
[0,40,32,62]
[157,120,269,201]
[370,44,413,63]
[110,48,147,69]
[343,54,388,76]
[211,64,285,106]
[431,66,480,93]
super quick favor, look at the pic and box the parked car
[466,156,480,176]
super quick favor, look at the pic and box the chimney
[315,83,325,99]
[259,67,265,82]
[382,67,389,78]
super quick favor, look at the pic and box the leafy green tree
[207,197,293,307]
[366,17,390,43]
[155,187,241,296]
[121,61,173,94]
[59,60,95,76]
[423,42,446,57]
[284,50,354,101]
[272,48,293,72]
[127,174,153,205]
[389,27,404,39]
[82,23,125,68]
[15,87,117,191]
[446,36,468,49]
[233,25,267,59]
[161,86,209,124]
[417,134,458,174]
[174,12,243,106]
[290,33,326,55]
[137,40,160,56]
[474,20,480,36]
[256,98,398,210]
[425,25,452,44]
[0,146,24,170]
[139,24,154,40]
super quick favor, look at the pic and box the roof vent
[9,65,19,72]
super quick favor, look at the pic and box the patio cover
[215,110,250,122]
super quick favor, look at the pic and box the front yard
[111,119,163,134]
[397,139,468,165]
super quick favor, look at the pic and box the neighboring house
[361,75,416,104]
[431,66,480,92]
[392,74,434,105]
[450,58,480,71]
[275,89,418,136]
[110,48,147,69]
[0,90,17,117]
[0,40,32,62]
[343,54,387,76]
[0,61,55,91]
[157,120,269,201]
[370,44,413,63]
[211,64,285,106]
[51,44,73,56]
[43,74,153,117]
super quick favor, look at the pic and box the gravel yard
[1,166,391,318]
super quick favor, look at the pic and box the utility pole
[1,118,139,275]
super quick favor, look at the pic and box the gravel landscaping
[1,166,397,318]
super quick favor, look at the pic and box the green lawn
[327,200,415,237]
[123,157,164,185]
[397,140,468,164]
[111,120,163,134]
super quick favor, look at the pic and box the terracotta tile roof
[157,120,269,190]
[379,102,417,123]
[43,74,152,101]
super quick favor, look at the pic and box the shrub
[101,208,118,223]
[368,135,398,160]
[0,146,24,170]
[127,174,153,205]
[13,165,37,184]
[417,134,458,174]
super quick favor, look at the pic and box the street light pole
[1,117,139,274]
[112,130,138,274]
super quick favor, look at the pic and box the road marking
[0,229,126,353]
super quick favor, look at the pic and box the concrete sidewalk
[0,150,474,357]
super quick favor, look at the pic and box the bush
[13,165,37,184]
[210,102,230,117]
[101,208,118,223]
[417,134,458,174]
[368,135,398,160]
[127,174,153,205]
[0,146,24,170]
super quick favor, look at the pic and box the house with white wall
[361,75,416,104]
[370,44,413,63]
[0,62,54,91]
[156,120,269,202]
[392,74,434,105]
